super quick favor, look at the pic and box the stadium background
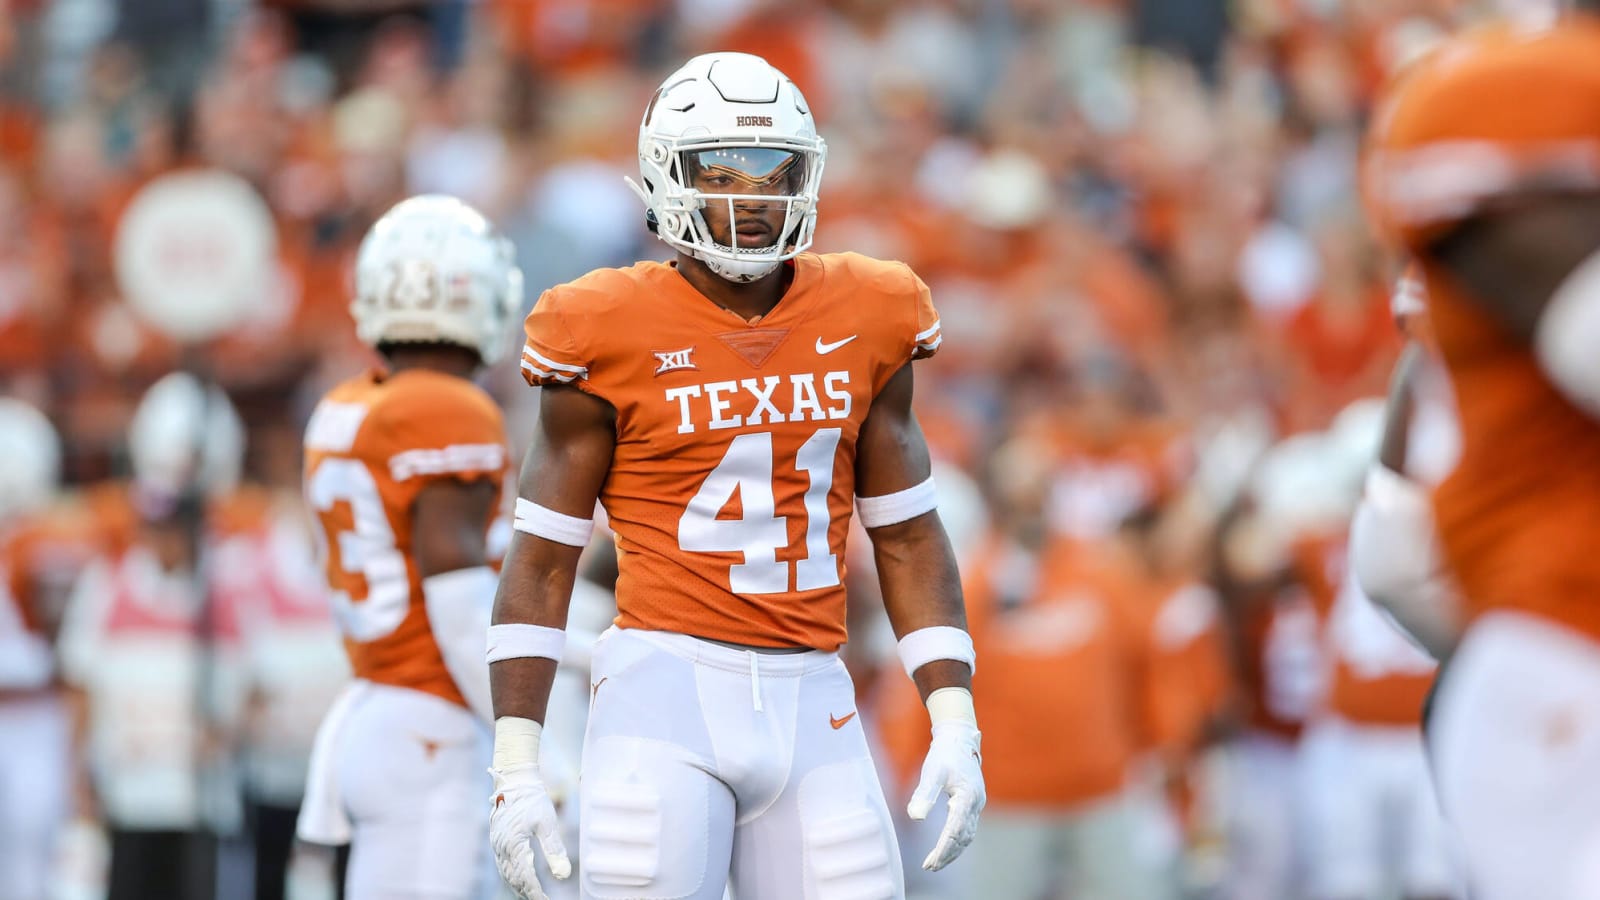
[0,0,1510,897]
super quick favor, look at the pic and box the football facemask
[627,52,828,283]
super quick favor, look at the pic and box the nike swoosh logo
[830,711,857,730]
[816,335,858,355]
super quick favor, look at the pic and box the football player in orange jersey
[296,195,523,899]
[486,52,984,900]
[1363,6,1600,898]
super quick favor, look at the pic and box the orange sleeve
[520,288,595,390]
[1363,22,1600,252]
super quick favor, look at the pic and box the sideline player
[296,195,522,899]
[58,372,255,900]
[0,399,72,900]
[1363,8,1600,898]
[487,52,986,900]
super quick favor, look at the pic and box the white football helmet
[352,194,523,364]
[0,399,61,521]
[626,52,827,282]
[129,372,246,500]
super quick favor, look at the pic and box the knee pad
[799,760,900,900]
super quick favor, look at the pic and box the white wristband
[856,477,938,529]
[513,498,594,547]
[493,716,541,770]
[487,623,567,664]
[898,625,975,679]
[925,686,978,729]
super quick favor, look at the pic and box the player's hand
[906,718,985,871]
[489,764,572,899]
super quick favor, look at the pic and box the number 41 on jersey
[678,428,842,595]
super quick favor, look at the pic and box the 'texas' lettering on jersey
[664,371,852,434]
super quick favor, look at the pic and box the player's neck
[676,255,793,323]
[381,344,482,381]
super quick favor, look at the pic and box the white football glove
[906,688,985,871]
[489,718,572,900]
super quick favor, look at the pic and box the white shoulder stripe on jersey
[389,443,506,482]
[521,357,578,383]
[915,320,942,342]
[1370,140,1600,229]
[916,334,943,353]
[521,345,589,378]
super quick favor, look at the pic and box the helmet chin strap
[702,250,781,283]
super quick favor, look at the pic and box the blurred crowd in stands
[0,1,1505,897]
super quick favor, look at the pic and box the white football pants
[1430,612,1600,900]
[1219,733,1303,900]
[1298,717,1461,899]
[579,628,904,900]
[961,789,1181,900]
[0,694,69,900]
[298,681,499,900]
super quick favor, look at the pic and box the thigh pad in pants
[580,736,731,900]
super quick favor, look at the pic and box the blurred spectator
[55,374,256,900]
[877,433,1188,899]
[231,502,347,900]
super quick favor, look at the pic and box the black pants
[251,802,299,900]
[107,828,217,900]
[249,801,351,900]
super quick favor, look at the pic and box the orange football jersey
[1232,585,1324,741]
[1,507,97,636]
[1136,578,1232,755]
[1365,18,1600,640]
[1291,537,1434,728]
[521,252,941,651]
[303,368,508,709]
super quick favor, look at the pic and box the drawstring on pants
[748,650,764,713]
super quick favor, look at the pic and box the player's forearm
[873,512,967,633]
[871,512,972,699]
[489,536,584,723]
[490,658,559,724]
[492,534,585,628]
